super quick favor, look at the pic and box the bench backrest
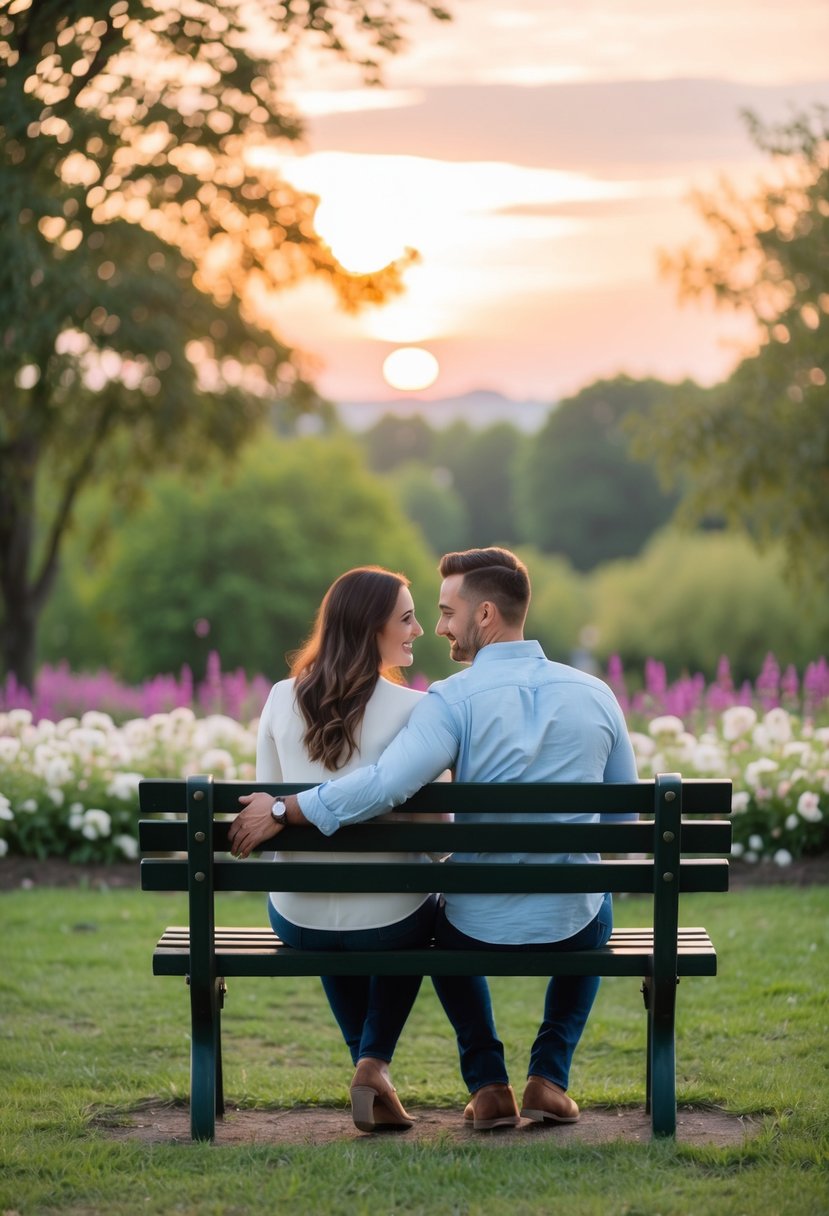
[140,774,731,982]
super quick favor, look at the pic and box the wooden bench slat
[138,818,733,854]
[140,856,729,894]
[151,926,717,979]
[138,777,733,818]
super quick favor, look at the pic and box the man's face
[436,574,485,663]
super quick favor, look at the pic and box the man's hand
[227,792,307,859]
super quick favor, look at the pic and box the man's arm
[228,691,459,857]
[600,700,640,822]
[298,693,459,835]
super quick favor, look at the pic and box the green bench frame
[139,772,732,1141]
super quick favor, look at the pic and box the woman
[252,567,444,1133]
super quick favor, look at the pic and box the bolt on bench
[139,773,732,1141]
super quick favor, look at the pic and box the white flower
[122,719,151,745]
[745,758,779,788]
[7,708,32,728]
[0,795,14,821]
[0,737,21,762]
[47,787,64,807]
[106,771,144,801]
[813,726,829,746]
[81,808,112,839]
[743,850,759,863]
[80,710,115,732]
[691,742,727,773]
[0,838,7,857]
[773,849,793,867]
[731,791,750,814]
[67,727,109,755]
[20,798,38,813]
[762,707,793,745]
[748,834,764,851]
[730,841,744,857]
[797,791,823,822]
[42,757,73,787]
[782,742,813,764]
[198,748,236,776]
[721,705,758,741]
[114,833,139,860]
[648,715,685,739]
[785,813,800,830]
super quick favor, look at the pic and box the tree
[514,377,681,570]
[388,461,469,553]
[40,435,451,681]
[588,528,829,681]
[0,0,449,687]
[631,107,829,587]
[433,422,524,548]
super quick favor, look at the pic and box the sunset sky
[259,0,829,407]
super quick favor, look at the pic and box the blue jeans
[432,892,614,1093]
[268,895,438,1065]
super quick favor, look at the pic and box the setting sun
[382,347,440,391]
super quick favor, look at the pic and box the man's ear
[477,599,496,625]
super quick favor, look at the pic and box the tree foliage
[0,0,447,685]
[514,377,681,570]
[39,435,450,682]
[632,107,829,586]
[588,528,829,681]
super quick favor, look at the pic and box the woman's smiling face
[377,585,423,671]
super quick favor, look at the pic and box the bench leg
[641,981,652,1115]
[188,976,225,1141]
[644,977,678,1137]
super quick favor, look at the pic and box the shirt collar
[471,639,545,665]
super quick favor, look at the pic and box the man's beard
[450,622,485,663]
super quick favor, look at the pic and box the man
[230,547,638,1129]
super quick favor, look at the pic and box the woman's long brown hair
[290,567,409,771]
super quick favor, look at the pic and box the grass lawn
[1,881,827,1215]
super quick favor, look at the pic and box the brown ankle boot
[463,1083,520,1130]
[520,1075,579,1123]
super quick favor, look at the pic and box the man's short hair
[439,547,530,626]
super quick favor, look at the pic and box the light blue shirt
[297,641,639,944]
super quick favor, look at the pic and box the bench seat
[153,925,718,978]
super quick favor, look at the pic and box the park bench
[138,773,731,1141]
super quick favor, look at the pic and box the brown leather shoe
[463,1083,520,1130]
[520,1075,580,1123]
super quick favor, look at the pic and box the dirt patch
[2,855,828,892]
[94,1100,760,1148]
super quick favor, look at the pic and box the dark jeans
[431,892,614,1093]
[267,895,438,1065]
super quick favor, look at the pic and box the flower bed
[1,654,827,863]
[0,708,256,862]
[631,706,827,864]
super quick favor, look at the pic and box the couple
[229,547,638,1134]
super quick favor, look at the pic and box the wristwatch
[270,798,288,826]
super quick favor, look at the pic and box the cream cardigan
[256,676,440,930]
